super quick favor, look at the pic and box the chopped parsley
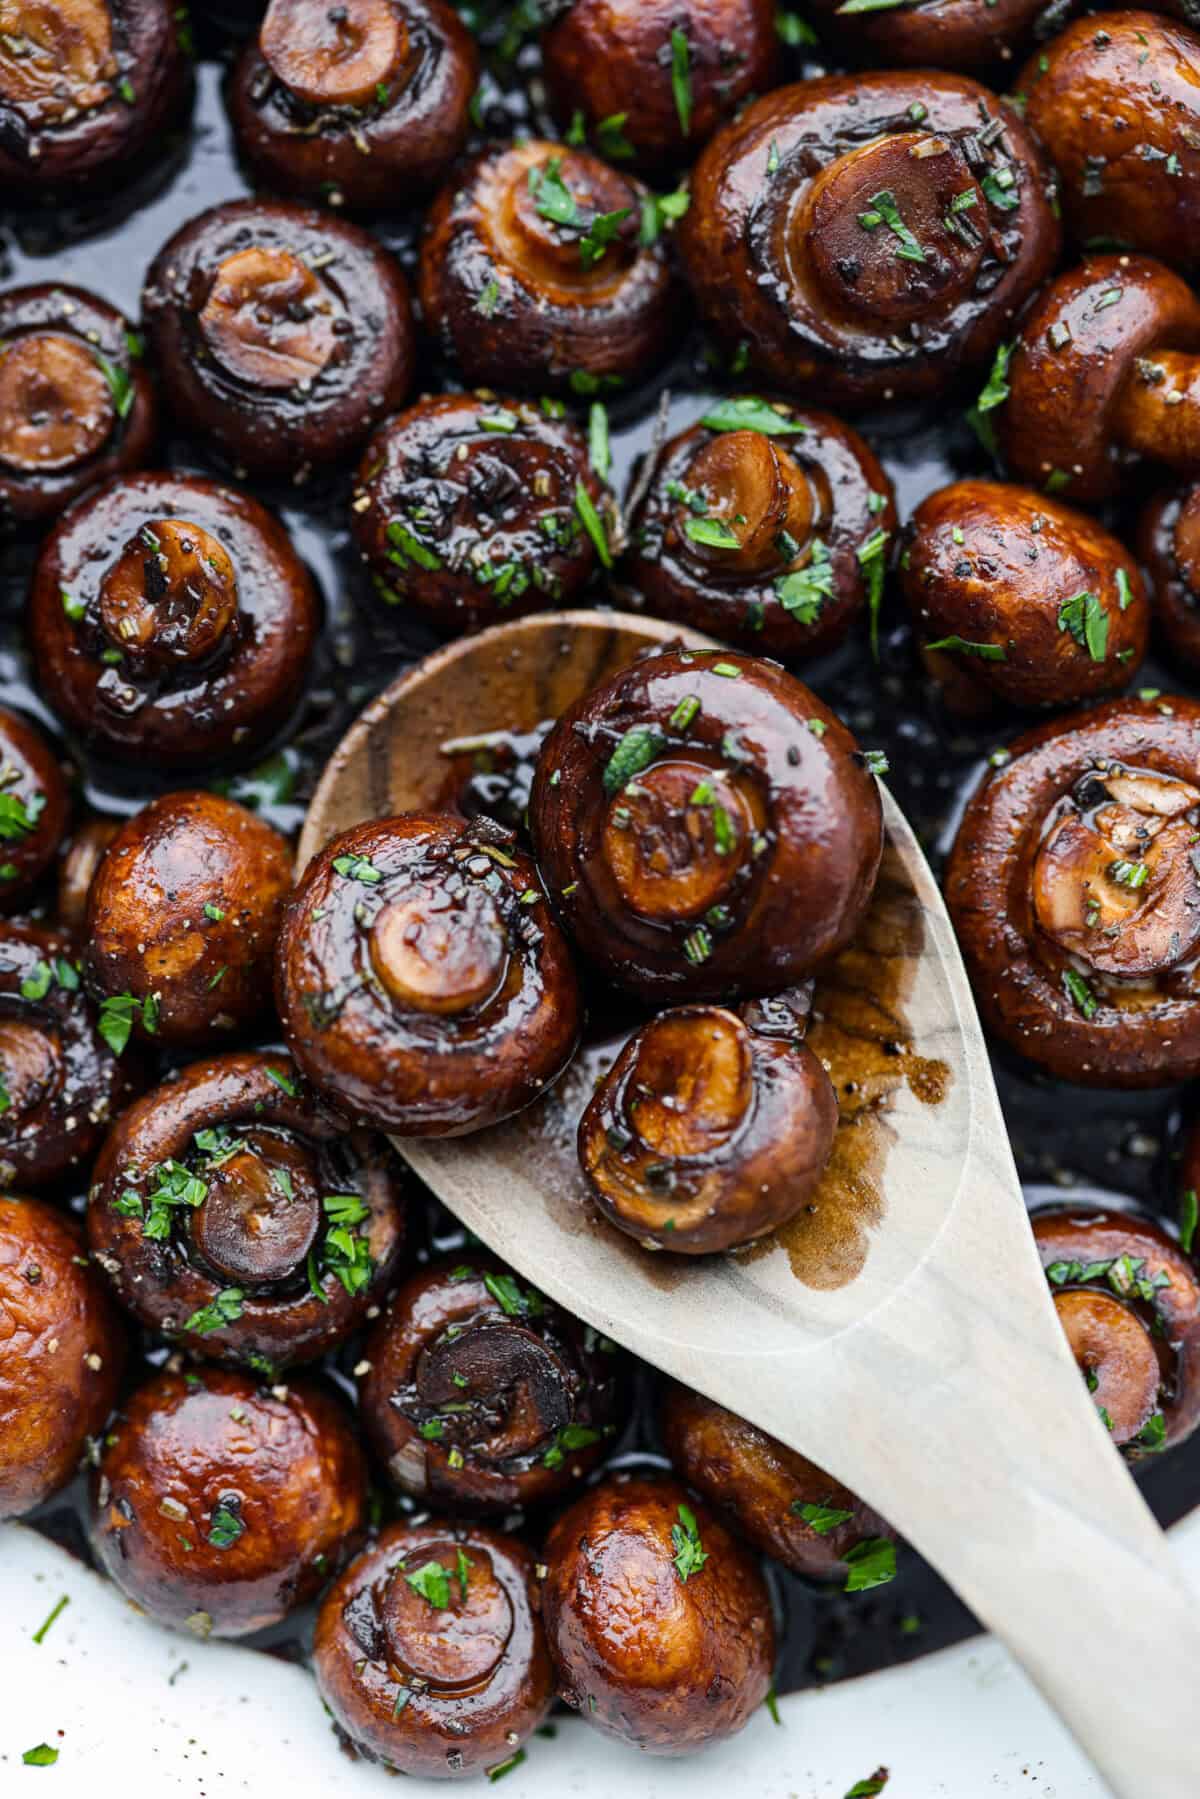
[603,724,663,794]
[671,1503,708,1580]
[332,853,383,884]
[1180,1188,1198,1255]
[776,540,834,623]
[574,480,612,568]
[207,1496,246,1549]
[700,396,807,437]
[793,1500,854,1533]
[859,188,925,263]
[925,635,1006,661]
[843,1537,897,1592]
[97,992,157,1056]
[1057,589,1109,662]
[184,1287,245,1335]
[670,27,692,137]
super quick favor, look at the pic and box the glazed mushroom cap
[944,695,1200,1086]
[352,393,617,631]
[1137,479,1200,673]
[529,647,883,1003]
[997,254,1200,504]
[806,0,1046,72]
[1032,1206,1200,1454]
[229,0,477,210]
[540,1472,775,1755]
[0,921,143,1188]
[901,479,1148,712]
[627,398,897,658]
[660,1382,893,1579]
[90,1364,367,1637]
[541,0,778,170]
[142,199,414,475]
[56,814,119,935]
[359,1256,623,1511]
[86,1051,409,1369]
[29,472,319,766]
[0,284,156,527]
[0,706,69,911]
[313,1519,555,1779]
[418,140,677,395]
[678,72,1060,407]
[84,792,292,1047]
[276,812,582,1136]
[0,1196,125,1521]
[578,1001,837,1254]
[0,0,191,188]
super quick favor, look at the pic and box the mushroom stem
[1114,349,1200,472]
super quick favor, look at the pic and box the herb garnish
[843,1537,897,1592]
[671,1503,709,1580]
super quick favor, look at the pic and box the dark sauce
[5,6,1199,1715]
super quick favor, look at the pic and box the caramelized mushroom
[313,1519,554,1779]
[142,199,414,475]
[678,73,1060,406]
[945,696,1200,1085]
[901,479,1148,713]
[84,791,292,1047]
[540,1472,774,1755]
[541,0,778,170]
[90,1364,367,1636]
[56,813,119,934]
[359,1256,623,1511]
[418,141,677,394]
[627,398,896,658]
[660,1382,894,1581]
[806,0,1046,71]
[351,393,617,631]
[1032,1206,1200,1454]
[0,707,69,911]
[0,1195,125,1519]
[529,647,882,1002]
[1137,478,1200,673]
[229,0,476,209]
[578,998,837,1253]
[0,285,156,526]
[276,812,581,1136]
[30,472,319,765]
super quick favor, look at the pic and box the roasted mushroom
[0,707,69,912]
[661,1382,894,1582]
[90,1364,367,1636]
[541,0,778,170]
[276,813,581,1135]
[84,791,292,1047]
[1033,1205,1200,1455]
[540,1472,774,1755]
[30,472,319,765]
[945,696,1200,1086]
[678,73,1060,406]
[86,1051,408,1369]
[628,397,896,658]
[806,0,1046,72]
[0,285,156,527]
[418,141,677,395]
[529,647,882,1003]
[901,480,1148,713]
[0,0,190,189]
[142,199,414,475]
[56,814,119,934]
[0,1195,125,1520]
[229,0,477,210]
[351,393,617,631]
[313,1519,555,1779]
[359,1256,623,1511]
[1138,479,1200,673]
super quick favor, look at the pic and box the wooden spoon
[299,609,1200,1797]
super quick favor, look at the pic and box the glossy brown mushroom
[30,473,319,765]
[0,285,156,527]
[1032,1206,1200,1454]
[901,480,1148,713]
[0,706,69,911]
[627,398,896,658]
[56,814,119,934]
[945,696,1200,1086]
[0,920,142,1188]
[84,792,292,1047]
[418,140,677,395]
[540,1472,774,1755]
[86,1051,408,1370]
[229,0,476,210]
[142,199,414,475]
[678,73,1060,407]
[997,254,1200,503]
[807,0,1046,72]
[90,1364,367,1636]
[276,812,581,1136]
[529,647,882,1002]
[541,0,778,170]
[0,0,190,189]
[0,1195,125,1520]
[1137,478,1200,672]
[352,393,617,631]
[314,1519,554,1778]
[660,1382,894,1581]
[359,1256,623,1511]
[578,998,837,1253]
